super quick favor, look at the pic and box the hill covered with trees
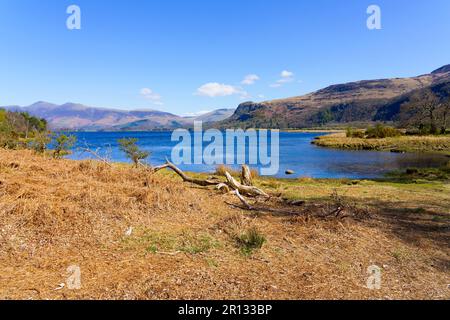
[0,108,47,148]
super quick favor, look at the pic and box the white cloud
[270,70,295,88]
[241,74,260,85]
[182,110,212,117]
[140,88,163,104]
[195,82,246,98]
[281,70,294,78]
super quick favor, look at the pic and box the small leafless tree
[400,89,441,134]
[439,99,450,134]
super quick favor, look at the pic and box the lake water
[67,131,448,179]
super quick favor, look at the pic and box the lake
[66,131,448,179]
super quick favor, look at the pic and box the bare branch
[158,159,220,187]
[225,172,269,198]
[240,165,253,186]
[79,143,112,167]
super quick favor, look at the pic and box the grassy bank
[0,149,449,299]
[313,132,450,155]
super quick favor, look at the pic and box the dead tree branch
[151,163,170,172]
[240,165,253,186]
[79,144,112,167]
[226,193,301,215]
[158,159,220,187]
[225,172,269,198]
[215,183,230,193]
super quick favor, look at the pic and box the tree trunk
[240,165,253,186]
[160,159,220,187]
[225,172,269,198]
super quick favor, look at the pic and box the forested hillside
[0,108,47,148]
[217,65,450,131]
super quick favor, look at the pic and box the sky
[1,0,449,116]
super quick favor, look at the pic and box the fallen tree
[150,161,325,216]
[224,171,269,198]
[226,190,302,215]
[153,159,220,187]
[152,160,268,196]
[240,165,253,186]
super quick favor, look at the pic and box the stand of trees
[0,108,78,159]
[0,109,48,148]
[400,84,450,135]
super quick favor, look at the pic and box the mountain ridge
[1,102,235,131]
[217,65,450,129]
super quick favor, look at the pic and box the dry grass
[313,133,450,155]
[0,149,449,300]
[215,164,259,179]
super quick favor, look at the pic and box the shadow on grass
[363,199,449,271]
[376,166,450,184]
[261,192,449,271]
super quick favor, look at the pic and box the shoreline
[64,131,449,180]
[312,132,450,156]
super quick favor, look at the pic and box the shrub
[215,165,259,179]
[118,138,150,167]
[235,227,266,255]
[30,131,51,154]
[346,127,365,138]
[53,133,77,159]
[365,124,401,139]
[215,164,234,176]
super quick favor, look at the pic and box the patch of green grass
[123,229,220,255]
[391,251,402,262]
[146,244,158,254]
[391,247,414,263]
[205,258,219,268]
[384,166,450,183]
[432,215,449,222]
[178,233,220,254]
[234,227,266,256]
[412,207,427,214]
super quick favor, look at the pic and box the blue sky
[1,0,449,115]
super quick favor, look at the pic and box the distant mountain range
[3,65,449,131]
[1,102,235,131]
[217,64,450,129]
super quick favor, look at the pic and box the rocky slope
[218,65,450,129]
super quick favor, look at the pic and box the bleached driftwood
[79,144,112,167]
[240,165,253,186]
[226,189,303,215]
[157,159,219,187]
[232,190,253,210]
[224,172,269,198]
[152,160,280,214]
[215,183,230,193]
[151,163,170,172]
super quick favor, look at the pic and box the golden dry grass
[313,133,450,155]
[0,149,449,300]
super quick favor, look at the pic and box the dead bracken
[0,149,449,300]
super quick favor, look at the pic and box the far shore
[57,128,345,134]
[313,132,450,155]
[281,129,344,133]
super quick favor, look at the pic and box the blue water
[66,131,448,179]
